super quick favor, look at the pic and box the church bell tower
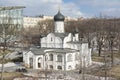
[54,10,65,33]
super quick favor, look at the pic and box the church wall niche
[57,54,63,62]
[49,54,53,61]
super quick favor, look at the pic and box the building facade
[23,10,92,71]
[0,6,25,46]
[23,16,53,28]
[23,16,79,29]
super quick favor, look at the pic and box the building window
[67,54,72,62]
[57,66,62,70]
[49,65,53,69]
[51,37,53,42]
[38,63,41,68]
[57,55,62,62]
[49,54,53,61]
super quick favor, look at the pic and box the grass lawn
[92,52,120,63]
[108,65,120,79]
[0,72,23,80]
[91,52,120,79]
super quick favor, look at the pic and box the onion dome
[54,11,65,21]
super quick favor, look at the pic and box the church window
[57,55,62,62]
[49,54,53,61]
[49,65,53,69]
[57,66,62,70]
[38,63,41,68]
[67,54,72,62]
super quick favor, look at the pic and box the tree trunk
[1,55,5,80]
[98,42,102,56]
[98,46,101,56]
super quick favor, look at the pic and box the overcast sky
[0,0,120,18]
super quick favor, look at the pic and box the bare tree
[0,7,24,80]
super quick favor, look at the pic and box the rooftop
[0,6,25,10]
[30,47,79,55]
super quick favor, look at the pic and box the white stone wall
[41,33,62,48]
[23,51,34,67]
[55,21,64,33]
[34,55,44,69]
[63,33,73,48]
[44,53,65,70]
[25,30,92,70]
[66,53,74,70]
[80,43,92,67]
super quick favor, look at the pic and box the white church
[23,10,92,71]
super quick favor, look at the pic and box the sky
[0,0,120,18]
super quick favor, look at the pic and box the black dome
[54,11,65,21]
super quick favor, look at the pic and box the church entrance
[38,57,42,69]
[29,58,33,68]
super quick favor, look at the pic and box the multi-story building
[23,15,79,29]
[0,6,25,46]
[23,16,53,28]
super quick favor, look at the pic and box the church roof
[67,41,81,44]
[44,48,78,53]
[30,48,46,55]
[54,10,65,21]
[30,48,78,55]
[67,41,88,44]
[54,33,68,39]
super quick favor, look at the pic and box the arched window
[49,54,53,61]
[75,53,79,60]
[57,55,62,62]
[51,37,53,42]
[57,66,62,70]
[38,57,42,68]
[67,54,72,62]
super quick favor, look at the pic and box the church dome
[54,11,65,21]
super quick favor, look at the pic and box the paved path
[0,62,23,72]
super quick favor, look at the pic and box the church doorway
[38,57,42,68]
[29,58,33,68]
